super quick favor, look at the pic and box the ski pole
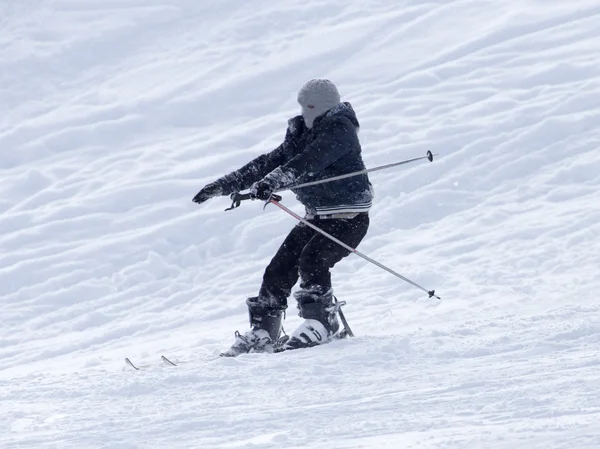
[275,150,435,193]
[268,195,440,300]
[225,193,439,299]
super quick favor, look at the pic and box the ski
[125,326,353,367]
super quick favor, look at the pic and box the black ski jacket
[217,102,373,216]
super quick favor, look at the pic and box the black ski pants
[258,213,369,310]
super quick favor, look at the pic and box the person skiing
[192,79,373,356]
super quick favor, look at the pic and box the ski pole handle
[225,192,253,211]
[224,192,282,211]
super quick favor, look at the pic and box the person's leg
[283,214,370,350]
[220,223,316,357]
[297,213,370,302]
[257,222,314,311]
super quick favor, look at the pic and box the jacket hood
[322,102,360,128]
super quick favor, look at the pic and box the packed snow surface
[2,1,600,448]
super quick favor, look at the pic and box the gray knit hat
[297,79,341,129]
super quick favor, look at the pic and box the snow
[2,0,600,447]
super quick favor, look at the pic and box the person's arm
[217,116,306,194]
[259,116,357,191]
[217,145,286,195]
[192,117,304,204]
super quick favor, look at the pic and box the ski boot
[220,297,283,357]
[279,293,349,351]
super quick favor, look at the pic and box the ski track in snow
[1,0,600,447]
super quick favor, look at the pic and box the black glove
[192,182,223,204]
[249,179,274,201]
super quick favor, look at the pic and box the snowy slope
[2,0,600,448]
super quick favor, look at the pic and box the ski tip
[426,150,434,162]
[125,357,140,370]
[161,355,177,366]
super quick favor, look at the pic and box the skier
[192,79,373,356]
